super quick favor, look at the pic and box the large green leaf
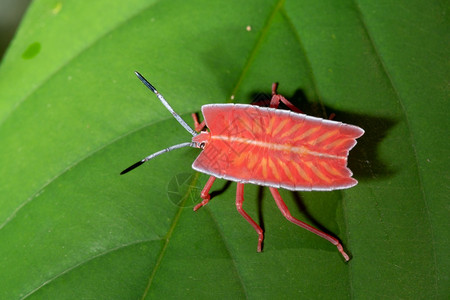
[0,0,447,298]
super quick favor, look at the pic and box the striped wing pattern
[192,104,364,191]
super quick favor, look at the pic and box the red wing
[192,104,364,191]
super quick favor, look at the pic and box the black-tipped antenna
[120,142,195,175]
[135,71,197,137]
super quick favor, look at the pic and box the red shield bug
[121,71,364,261]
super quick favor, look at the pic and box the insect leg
[236,183,264,252]
[270,83,303,113]
[269,187,350,261]
[191,113,206,132]
[193,176,216,211]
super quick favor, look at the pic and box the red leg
[236,183,264,252]
[193,176,216,211]
[271,82,279,96]
[269,187,350,261]
[270,83,303,113]
[191,113,207,132]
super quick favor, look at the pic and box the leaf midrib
[140,1,288,298]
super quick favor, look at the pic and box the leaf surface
[0,0,447,299]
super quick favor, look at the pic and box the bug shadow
[257,186,266,233]
[289,191,340,236]
[209,180,232,199]
[250,88,397,180]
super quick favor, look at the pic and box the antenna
[121,72,200,175]
[120,142,196,175]
[134,71,197,137]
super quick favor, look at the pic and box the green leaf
[0,0,447,299]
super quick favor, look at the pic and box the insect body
[122,72,364,261]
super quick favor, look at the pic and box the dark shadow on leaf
[257,186,265,233]
[210,180,232,199]
[290,192,334,235]
[249,87,397,181]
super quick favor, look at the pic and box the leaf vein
[21,239,161,299]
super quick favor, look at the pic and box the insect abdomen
[192,104,364,191]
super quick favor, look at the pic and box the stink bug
[121,71,364,261]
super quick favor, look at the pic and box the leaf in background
[0,0,447,299]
